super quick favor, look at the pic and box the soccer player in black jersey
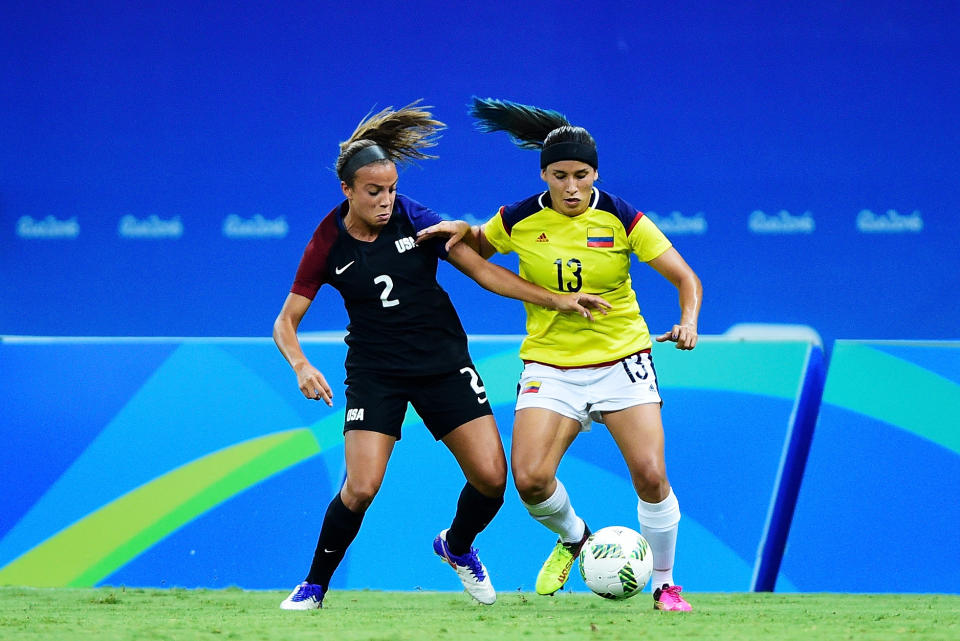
[273,102,610,609]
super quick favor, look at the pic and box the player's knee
[631,465,668,498]
[512,468,553,502]
[488,458,509,495]
[463,453,507,497]
[342,477,382,511]
[473,470,507,498]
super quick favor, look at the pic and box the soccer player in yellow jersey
[417,98,702,611]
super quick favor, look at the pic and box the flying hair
[336,100,445,181]
[468,97,570,149]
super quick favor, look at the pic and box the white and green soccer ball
[578,526,653,599]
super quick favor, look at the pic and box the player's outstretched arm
[446,242,610,320]
[273,292,334,405]
[416,220,496,259]
[647,248,702,350]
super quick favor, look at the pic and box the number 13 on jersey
[554,257,583,292]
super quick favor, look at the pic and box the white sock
[522,480,585,543]
[637,488,681,590]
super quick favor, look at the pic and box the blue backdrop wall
[782,340,960,593]
[0,337,825,593]
[1,1,958,344]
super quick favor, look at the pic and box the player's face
[541,160,598,216]
[342,161,399,231]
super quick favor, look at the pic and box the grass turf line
[1,587,958,641]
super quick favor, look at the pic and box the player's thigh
[342,429,396,507]
[441,414,507,496]
[510,407,582,485]
[602,403,669,497]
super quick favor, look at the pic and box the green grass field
[1,587,958,641]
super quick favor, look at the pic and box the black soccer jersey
[291,194,471,375]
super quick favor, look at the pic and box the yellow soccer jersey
[484,187,671,367]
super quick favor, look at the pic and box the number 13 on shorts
[621,353,649,383]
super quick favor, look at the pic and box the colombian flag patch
[521,381,541,394]
[587,227,614,247]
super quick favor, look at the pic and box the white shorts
[515,352,662,429]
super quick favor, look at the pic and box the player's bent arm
[273,292,334,404]
[473,224,495,259]
[647,248,703,350]
[446,242,610,320]
[416,221,496,259]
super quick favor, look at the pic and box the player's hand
[655,323,698,350]
[555,293,612,321]
[416,220,469,252]
[295,362,334,406]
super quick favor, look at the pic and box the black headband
[340,144,392,180]
[540,142,598,169]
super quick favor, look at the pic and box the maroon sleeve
[290,210,339,300]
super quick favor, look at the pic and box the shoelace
[293,585,323,601]
[438,537,488,582]
[548,541,574,565]
[661,585,684,600]
[451,547,486,581]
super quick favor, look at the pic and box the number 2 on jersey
[373,275,399,308]
[554,257,583,292]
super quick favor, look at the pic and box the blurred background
[2,1,958,594]
[2,0,957,343]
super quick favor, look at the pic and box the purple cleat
[433,529,496,604]
[280,581,326,610]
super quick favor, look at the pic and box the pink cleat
[653,584,692,611]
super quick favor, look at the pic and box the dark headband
[340,144,392,180]
[540,142,598,169]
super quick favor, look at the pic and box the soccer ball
[578,526,653,599]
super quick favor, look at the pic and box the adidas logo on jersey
[536,232,549,242]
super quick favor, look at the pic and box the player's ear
[540,168,548,183]
[341,181,352,200]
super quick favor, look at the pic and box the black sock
[304,492,365,586]
[445,482,504,556]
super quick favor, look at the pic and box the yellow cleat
[535,527,591,595]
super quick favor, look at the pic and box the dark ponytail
[469,97,597,168]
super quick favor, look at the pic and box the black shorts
[343,364,493,440]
